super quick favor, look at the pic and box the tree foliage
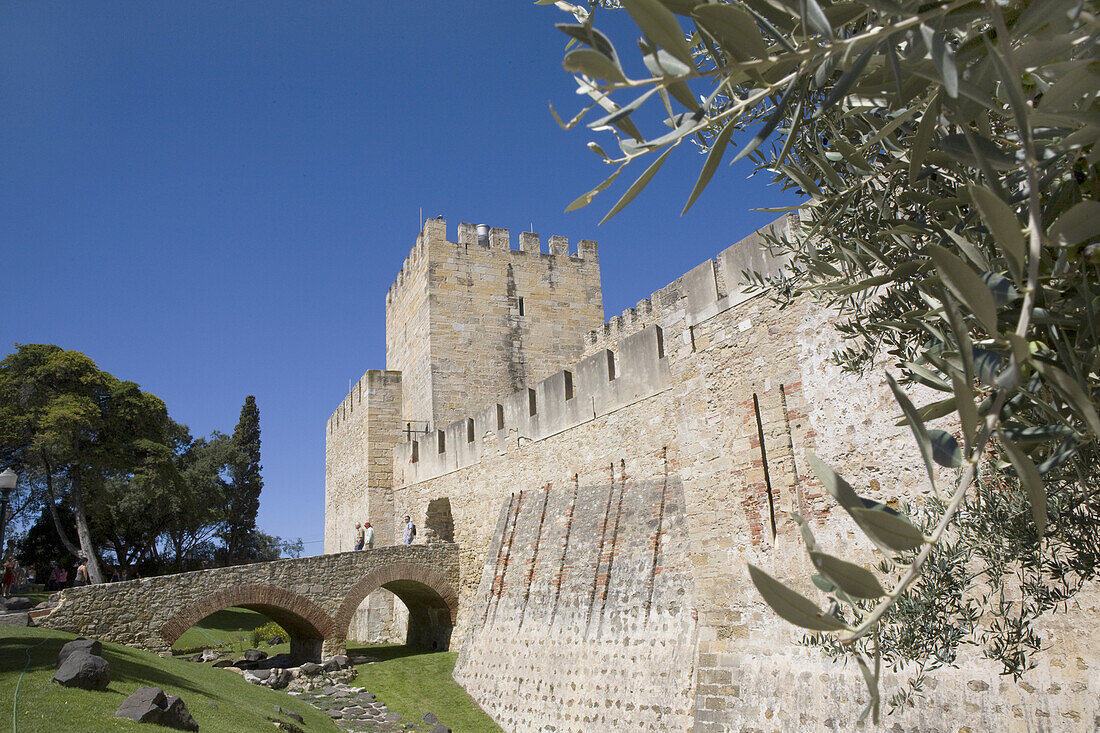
[224,395,263,564]
[544,0,1099,719]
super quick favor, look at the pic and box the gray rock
[116,686,199,731]
[1,596,32,611]
[0,612,29,626]
[243,649,267,662]
[187,653,204,663]
[321,655,349,671]
[116,686,166,723]
[201,648,220,662]
[162,694,200,731]
[430,725,451,733]
[268,635,284,646]
[268,669,293,690]
[251,668,272,681]
[297,662,323,676]
[422,711,439,725]
[58,638,102,667]
[385,712,403,723]
[53,651,110,690]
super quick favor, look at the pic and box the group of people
[351,515,417,550]
[0,557,96,596]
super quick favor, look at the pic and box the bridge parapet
[39,544,459,661]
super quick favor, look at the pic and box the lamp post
[0,468,16,558]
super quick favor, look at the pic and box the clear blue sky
[1,2,793,552]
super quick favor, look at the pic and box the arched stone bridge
[38,545,459,661]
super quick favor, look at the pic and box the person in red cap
[363,522,375,550]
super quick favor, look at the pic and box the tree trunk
[42,455,82,557]
[68,468,104,584]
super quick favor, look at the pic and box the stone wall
[40,546,459,662]
[325,369,404,555]
[381,222,1098,731]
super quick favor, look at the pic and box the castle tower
[385,217,604,430]
[327,217,604,551]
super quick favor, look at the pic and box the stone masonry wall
[384,224,1098,731]
[324,370,403,554]
[385,236,433,425]
[457,469,696,731]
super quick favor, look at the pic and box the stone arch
[425,497,455,542]
[158,584,337,662]
[333,562,458,653]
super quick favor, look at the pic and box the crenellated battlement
[326,369,402,434]
[392,324,670,486]
[385,217,598,307]
[584,214,795,357]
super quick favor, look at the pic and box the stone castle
[324,216,1097,731]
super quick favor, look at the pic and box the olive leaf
[747,564,849,631]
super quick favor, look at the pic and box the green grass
[347,643,502,733]
[0,624,339,733]
[170,608,289,657]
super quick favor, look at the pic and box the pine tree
[224,395,262,563]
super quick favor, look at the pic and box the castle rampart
[328,214,1097,731]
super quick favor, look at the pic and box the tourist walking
[403,515,417,545]
[1,557,14,597]
[363,521,375,549]
[354,522,365,551]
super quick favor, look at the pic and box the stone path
[291,683,419,732]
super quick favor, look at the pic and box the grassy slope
[0,625,339,733]
[347,644,502,733]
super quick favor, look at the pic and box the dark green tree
[17,502,76,579]
[223,395,263,563]
[0,345,183,583]
[166,431,236,569]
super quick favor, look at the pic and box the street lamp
[0,468,16,558]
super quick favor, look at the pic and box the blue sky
[1,2,793,551]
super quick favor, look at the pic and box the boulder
[162,694,200,731]
[115,686,199,731]
[1,596,32,611]
[116,687,167,724]
[321,655,349,671]
[422,712,439,725]
[430,726,452,733]
[250,668,273,681]
[0,612,29,626]
[243,649,267,662]
[53,651,110,691]
[268,635,284,646]
[187,654,204,663]
[57,638,102,667]
[201,649,220,662]
[297,662,323,676]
